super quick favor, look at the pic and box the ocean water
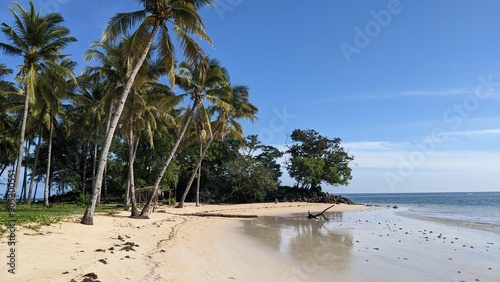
[343,192,500,227]
[239,193,500,280]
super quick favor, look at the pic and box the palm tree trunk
[196,144,202,207]
[21,140,30,202]
[82,140,90,195]
[139,100,199,217]
[125,177,131,206]
[128,117,139,216]
[32,179,39,203]
[81,20,162,225]
[92,127,98,190]
[97,164,105,207]
[27,135,41,204]
[13,87,30,201]
[44,122,53,207]
[98,105,113,207]
[176,132,213,208]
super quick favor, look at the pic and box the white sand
[1,202,498,281]
[0,203,362,281]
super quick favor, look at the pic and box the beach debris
[120,242,138,252]
[307,204,335,221]
[98,258,107,265]
[180,213,258,218]
[82,272,100,282]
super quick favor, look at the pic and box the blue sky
[1,0,499,194]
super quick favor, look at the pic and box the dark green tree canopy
[286,129,354,191]
[244,135,283,183]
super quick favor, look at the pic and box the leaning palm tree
[122,81,179,216]
[82,0,214,225]
[176,84,258,208]
[72,73,112,197]
[84,38,149,215]
[138,57,230,217]
[0,2,76,201]
[81,40,132,201]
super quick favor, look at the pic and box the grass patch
[0,202,121,234]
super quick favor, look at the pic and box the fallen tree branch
[307,204,335,221]
[180,213,258,218]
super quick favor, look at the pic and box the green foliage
[0,202,119,234]
[208,136,280,203]
[244,135,283,183]
[289,156,325,189]
[163,197,176,206]
[286,129,354,191]
[76,193,90,207]
[0,2,275,209]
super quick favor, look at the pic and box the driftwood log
[307,204,335,221]
[181,213,258,218]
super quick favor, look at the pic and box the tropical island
[1,2,499,282]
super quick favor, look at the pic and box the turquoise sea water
[343,192,500,227]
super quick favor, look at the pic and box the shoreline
[1,202,498,281]
[0,202,366,281]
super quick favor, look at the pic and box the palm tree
[72,73,112,197]
[84,39,145,213]
[0,64,14,93]
[0,64,17,178]
[122,70,179,216]
[84,37,180,216]
[138,57,230,216]
[176,84,258,208]
[0,2,76,201]
[80,41,130,201]
[33,58,77,206]
[82,0,214,225]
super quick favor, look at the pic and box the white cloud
[326,139,500,193]
[386,88,473,99]
[273,136,499,193]
[446,128,500,137]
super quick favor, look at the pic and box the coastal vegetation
[0,202,119,234]
[0,1,354,226]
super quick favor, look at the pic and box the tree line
[0,1,354,225]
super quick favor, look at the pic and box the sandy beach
[1,202,499,281]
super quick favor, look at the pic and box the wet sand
[241,208,500,281]
[1,202,498,281]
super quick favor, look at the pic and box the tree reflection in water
[242,212,353,273]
